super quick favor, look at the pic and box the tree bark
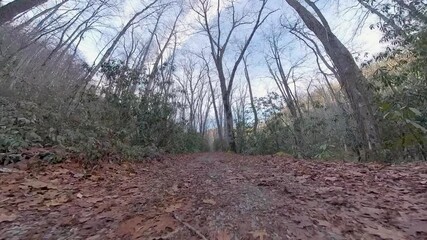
[285,0,382,160]
[0,0,48,26]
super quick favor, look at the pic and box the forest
[0,0,426,239]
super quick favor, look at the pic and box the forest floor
[0,152,426,240]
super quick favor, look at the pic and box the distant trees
[73,0,162,104]
[191,0,274,151]
[266,31,306,156]
[0,0,425,161]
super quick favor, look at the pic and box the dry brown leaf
[45,195,69,207]
[363,225,404,240]
[250,229,268,240]
[325,177,337,181]
[165,203,183,213]
[0,213,17,223]
[52,168,70,175]
[117,215,144,236]
[21,179,56,190]
[408,219,427,235]
[217,229,233,240]
[0,168,23,173]
[202,199,216,205]
[73,173,85,178]
[76,193,83,198]
[135,214,179,236]
[172,184,179,192]
[85,197,104,203]
[86,234,101,240]
[316,220,332,228]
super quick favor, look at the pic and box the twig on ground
[173,213,208,240]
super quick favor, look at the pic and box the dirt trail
[1,153,426,239]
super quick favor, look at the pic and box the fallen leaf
[76,193,83,198]
[316,220,332,228]
[296,175,310,183]
[165,203,182,213]
[126,214,179,237]
[52,168,70,175]
[73,173,85,178]
[250,229,268,240]
[45,195,69,207]
[172,184,179,192]
[363,225,404,240]
[408,220,427,235]
[0,168,23,173]
[42,190,60,200]
[325,177,337,181]
[0,213,17,223]
[86,235,101,240]
[85,197,104,204]
[202,199,216,205]
[21,179,56,190]
[217,229,233,240]
[295,215,313,229]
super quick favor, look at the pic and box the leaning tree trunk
[0,0,48,26]
[285,0,382,161]
[243,57,259,133]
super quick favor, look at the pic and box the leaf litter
[0,152,426,239]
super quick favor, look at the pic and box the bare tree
[197,51,224,146]
[42,0,103,66]
[175,57,206,130]
[146,7,182,95]
[284,0,382,160]
[242,55,258,133]
[191,0,275,151]
[70,0,162,109]
[266,32,305,154]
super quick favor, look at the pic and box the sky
[11,0,387,98]
[164,0,387,98]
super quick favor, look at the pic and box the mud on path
[1,153,426,240]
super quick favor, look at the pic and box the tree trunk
[243,57,259,133]
[0,0,48,26]
[223,92,237,152]
[285,0,382,160]
[206,64,223,144]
